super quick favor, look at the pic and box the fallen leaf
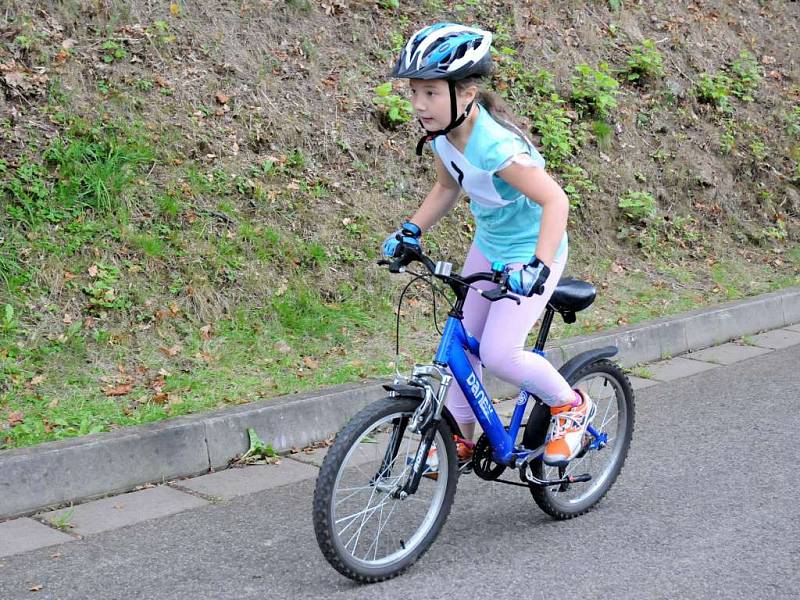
[169,3,181,16]
[159,344,182,357]
[168,394,182,405]
[303,356,319,369]
[29,584,43,592]
[611,262,625,274]
[48,398,59,409]
[200,324,213,340]
[275,340,291,353]
[168,303,180,317]
[88,264,99,278]
[62,313,73,324]
[105,382,133,397]
[8,411,24,427]
[30,375,45,386]
[152,392,168,404]
[215,92,229,105]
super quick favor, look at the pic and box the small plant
[749,138,768,161]
[570,63,620,118]
[1,304,18,335]
[560,165,598,209]
[285,149,306,171]
[50,507,75,532]
[762,219,787,241]
[719,121,736,154]
[730,51,761,101]
[591,119,614,148]
[234,428,279,465]
[695,73,734,113]
[13,34,35,51]
[373,82,413,127]
[379,0,400,8]
[626,39,664,83]
[100,40,127,63]
[630,365,653,379]
[83,263,130,311]
[618,190,656,221]
[532,105,577,166]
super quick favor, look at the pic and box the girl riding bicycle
[382,23,595,467]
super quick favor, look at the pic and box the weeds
[571,63,621,119]
[618,190,656,221]
[626,39,664,83]
[730,51,761,101]
[695,51,762,113]
[373,82,413,127]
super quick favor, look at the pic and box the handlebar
[378,246,521,306]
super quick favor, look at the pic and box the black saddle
[549,277,596,321]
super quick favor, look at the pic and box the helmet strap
[415,80,475,156]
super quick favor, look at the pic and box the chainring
[471,433,507,481]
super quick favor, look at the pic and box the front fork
[378,367,454,498]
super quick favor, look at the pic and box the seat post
[533,305,555,353]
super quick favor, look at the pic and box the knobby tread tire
[313,396,458,583]
[528,359,635,520]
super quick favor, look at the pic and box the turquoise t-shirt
[431,105,568,265]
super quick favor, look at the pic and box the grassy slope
[0,0,798,449]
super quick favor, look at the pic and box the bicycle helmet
[391,23,493,155]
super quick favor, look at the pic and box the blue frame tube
[436,316,514,462]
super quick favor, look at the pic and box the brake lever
[376,257,405,273]
[480,288,521,305]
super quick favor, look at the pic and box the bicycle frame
[435,315,534,466]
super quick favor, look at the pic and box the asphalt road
[1,346,798,600]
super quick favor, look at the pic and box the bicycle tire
[527,359,635,519]
[313,396,458,582]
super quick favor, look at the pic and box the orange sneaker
[413,435,474,480]
[543,390,596,467]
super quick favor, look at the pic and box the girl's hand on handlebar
[382,221,422,258]
[507,257,550,297]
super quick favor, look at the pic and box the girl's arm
[496,160,569,266]
[408,155,462,231]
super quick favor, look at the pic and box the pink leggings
[445,243,574,424]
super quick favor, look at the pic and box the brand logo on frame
[467,372,493,418]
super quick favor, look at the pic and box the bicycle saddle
[550,277,596,313]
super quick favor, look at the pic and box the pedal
[458,460,474,476]
[523,469,592,487]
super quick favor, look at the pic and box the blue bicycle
[313,245,635,582]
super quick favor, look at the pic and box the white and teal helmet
[391,23,493,81]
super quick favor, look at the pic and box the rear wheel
[528,359,635,519]
[313,396,458,582]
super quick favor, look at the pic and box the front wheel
[527,359,635,519]
[313,396,458,583]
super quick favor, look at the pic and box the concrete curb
[1,286,798,520]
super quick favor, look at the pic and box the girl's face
[408,79,476,131]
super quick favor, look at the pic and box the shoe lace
[549,408,585,439]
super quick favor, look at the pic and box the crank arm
[525,472,592,487]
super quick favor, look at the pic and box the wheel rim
[537,370,628,505]
[330,411,449,569]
